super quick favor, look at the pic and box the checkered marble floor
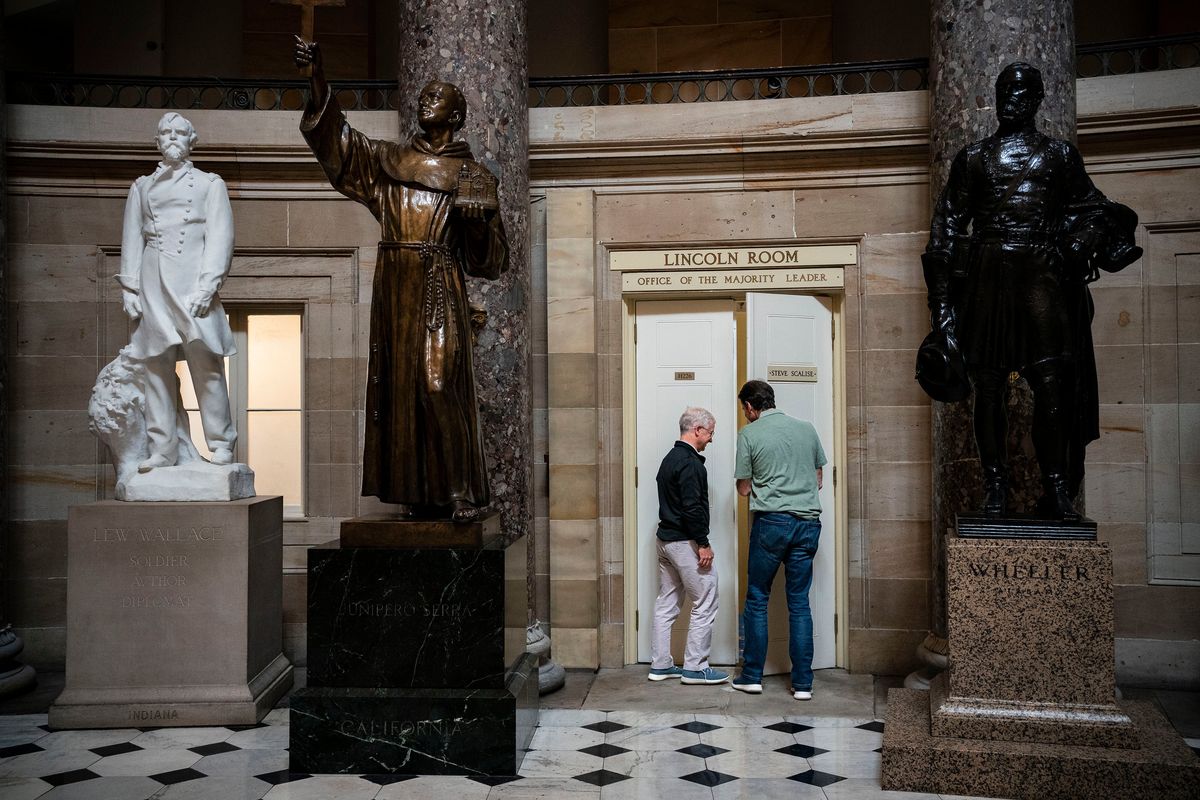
[5,705,1195,799]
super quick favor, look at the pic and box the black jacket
[655,441,710,548]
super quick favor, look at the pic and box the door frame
[621,283,850,668]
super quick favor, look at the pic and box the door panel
[636,300,738,665]
[745,292,836,673]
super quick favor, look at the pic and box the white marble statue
[91,113,253,502]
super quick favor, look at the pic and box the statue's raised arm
[293,36,329,112]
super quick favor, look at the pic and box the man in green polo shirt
[731,380,827,700]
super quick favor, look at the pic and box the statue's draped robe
[302,94,508,507]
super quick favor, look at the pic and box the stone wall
[5,67,1199,680]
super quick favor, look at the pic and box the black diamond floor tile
[225,723,269,731]
[680,769,738,787]
[677,743,729,759]
[361,774,418,786]
[789,769,846,787]
[38,724,52,733]
[189,741,241,757]
[582,721,629,734]
[578,743,630,758]
[857,720,886,733]
[43,769,100,787]
[674,721,720,734]
[764,721,813,734]
[255,770,311,785]
[775,743,828,759]
[90,741,143,758]
[470,775,521,786]
[150,767,206,785]
[574,769,632,786]
[0,742,44,758]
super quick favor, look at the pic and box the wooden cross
[272,0,346,74]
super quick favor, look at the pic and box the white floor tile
[527,725,605,751]
[793,726,883,751]
[694,712,785,728]
[374,775,492,800]
[0,748,99,778]
[711,776,828,800]
[605,711,696,728]
[192,748,289,776]
[536,710,607,727]
[806,749,882,778]
[599,777,715,800]
[130,726,234,749]
[262,709,290,726]
[89,747,200,777]
[34,729,140,752]
[604,726,700,750]
[602,748,707,779]
[154,775,273,800]
[0,717,50,750]
[41,776,163,800]
[226,726,290,750]
[784,715,876,728]
[485,777,601,798]
[704,750,811,779]
[0,776,52,800]
[699,726,798,751]
[262,775,381,799]
[517,749,603,779]
[820,776,941,800]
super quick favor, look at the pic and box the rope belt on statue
[379,241,454,331]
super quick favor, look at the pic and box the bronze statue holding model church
[917,61,1141,521]
[294,37,508,523]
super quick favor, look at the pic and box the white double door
[635,293,834,672]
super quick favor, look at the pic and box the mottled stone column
[0,13,37,698]
[394,3,532,551]
[925,0,1076,645]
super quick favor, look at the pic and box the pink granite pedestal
[881,529,1200,798]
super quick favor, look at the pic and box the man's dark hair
[738,379,776,412]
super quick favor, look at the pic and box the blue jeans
[741,512,821,690]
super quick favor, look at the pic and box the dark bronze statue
[920,62,1141,520]
[294,37,509,522]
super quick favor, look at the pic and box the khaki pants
[651,538,719,672]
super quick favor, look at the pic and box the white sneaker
[793,689,813,701]
[731,677,762,694]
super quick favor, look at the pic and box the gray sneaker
[647,666,683,681]
[680,667,729,685]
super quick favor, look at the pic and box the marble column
[921,0,1076,669]
[394,1,532,582]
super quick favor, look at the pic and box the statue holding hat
[918,61,1141,521]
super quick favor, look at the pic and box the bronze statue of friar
[918,61,1141,521]
[294,37,509,523]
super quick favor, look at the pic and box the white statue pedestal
[50,497,292,729]
[119,462,256,502]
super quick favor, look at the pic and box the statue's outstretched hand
[122,291,142,321]
[186,290,214,318]
[293,35,322,71]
